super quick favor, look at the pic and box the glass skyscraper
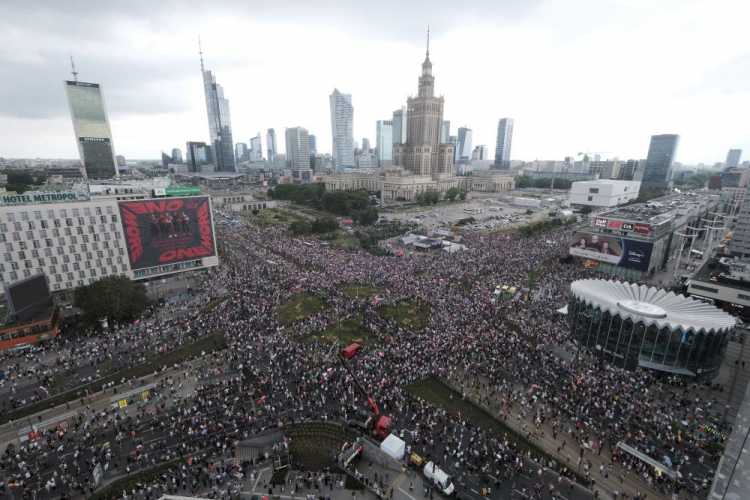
[266,129,277,160]
[64,80,118,179]
[492,118,514,170]
[392,106,407,144]
[642,134,680,189]
[456,127,473,164]
[203,70,236,172]
[330,89,355,171]
[376,120,393,162]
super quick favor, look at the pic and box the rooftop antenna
[426,25,430,58]
[69,53,78,82]
[198,34,204,72]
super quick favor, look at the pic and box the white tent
[380,434,405,461]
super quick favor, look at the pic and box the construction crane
[577,151,611,162]
[337,352,392,440]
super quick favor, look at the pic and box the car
[62,303,73,310]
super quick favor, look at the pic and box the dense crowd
[0,210,726,499]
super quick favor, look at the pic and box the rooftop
[692,257,750,292]
[599,191,723,224]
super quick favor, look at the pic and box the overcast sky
[0,0,748,165]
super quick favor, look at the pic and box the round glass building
[569,279,734,378]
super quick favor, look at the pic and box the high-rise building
[308,134,317,154]
[161,152,172,167]
[171,148,183,164]
[186,141,213,173]
[441,121,450,144]
[621,159,641,181]
[250,134,263,160]
[642,134,680,189]
[392,30,454,175]
[362,138,371,153]
[285,127,310,169]
[392,106,407,144]
[456,127,473,164]
[235,143,248,162]
[376,120,394,163]
[266,128,277,160]
[726,149,743,169]
[201,44,236,172]
[492,118,514,170]
[64,79,119,179]
[471,145,489,161]
[330,89,355,171]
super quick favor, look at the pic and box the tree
[357,208,379,226]
[289,220,312,235]
[251,209,260,216]
[311,217,339,233]
[579,205,593,214]
[445,187,460,202]
[73,275,150,327]
[458,190,468,201]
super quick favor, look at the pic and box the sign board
[569,231,654,272]
[165,186,202,196]
[118,196,217,270]
[141,390,150,400]
[153,188,167,197]
[118,399,128,408]
[1,192,79,205]
[634,223,651,235]
[594,218,607,229]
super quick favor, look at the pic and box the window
[27,221,35,230]
[47,210,55,218]
[100,216,107,224]
[33,211,42,220]
[0,223,5,232]
[106,206,113,215]
[9,271,17,281]
[692,284,718,294]
[72,208,79,217]
[60,209,67,218]
[588,196,593,201]
[20,212,29,221]
[84,208,91,216]
[13,222,21,231]
[52,229,60,237]
[40,220,48,229]
[18,251,26,259]
[589,188,599,194]
[738,294,750,301]
[6,213,14,222]
[3,253,11,263]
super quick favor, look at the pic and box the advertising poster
[569,231,654,271]
[118,196,216,270]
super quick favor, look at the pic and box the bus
[0,305,61,352]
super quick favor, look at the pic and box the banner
[118,196,216,270]
[569,231,654,272]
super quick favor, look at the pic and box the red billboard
[118,196,216,270]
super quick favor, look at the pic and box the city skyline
[0,0,748,164]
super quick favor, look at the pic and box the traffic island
[285,422,359,472]
[276,293,330,327]
[335,283,386,298]
[377,299,431,331]
[299,315,377,347]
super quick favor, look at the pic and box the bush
[74,275,150,327]
[290,220,312,235]
[312,217,339,233]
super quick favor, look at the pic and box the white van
[423,462,454,496]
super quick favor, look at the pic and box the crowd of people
[0,209,728,499]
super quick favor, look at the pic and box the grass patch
[504,321,538,348]
[326,234,361,250]
[276,293,329,327]
[336,283,386,298]
[1,330,226,425]
[300,315,376,347]
[404,377,588,485]
[377,299,431,331]
[242,208,306,226]
[490,227,518,236]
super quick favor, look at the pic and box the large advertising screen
[569,231,654,272]
[118,196,216,270]
[5,273,52,320]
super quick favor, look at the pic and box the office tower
[392,106,407,144]
[266,128,277,160]
[272,153,287,170]
[362,138,371,153]
[235,143,248,162]
[249,134,262,160]
[448,136,458,163]
[594,154,601,162]
[471,145,489,161]
[642,134,680,189]
[161,152,172,167]
[376,120,394,163]
[308,134,317,153]
[171,148,183,164]
[726,149,743,169]
[63,76,119,179]
[621,159,640,180]
[456,127,473,164]
[285,127,310,169]
[329,88,355,171]
[492,118,514,170]
[186,141,213,173]
[200,42,236,172]
[392,29,454,175]
[441,121,450,144]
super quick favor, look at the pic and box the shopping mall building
[569,279,735,378]
[0,184,219,299]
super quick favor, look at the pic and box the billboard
[118,196,216,270]
[569,231,654,271]
[5,273,52,321]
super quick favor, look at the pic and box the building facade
[392,36,454,176]
[725,149,742,169]
[642,134,679,190]
[569,279,733,378]
[266,129,277,160]
[392,106,407,144]
[330,89,355,171]
[64,80,119,180]
[186,142,213,173]
[492,118,514,170]
[376,120,393,163]
[456,127,473,164]
[441,121,450,144]
[285,127,310,172]
[171,148,183,164]
[729,191,750,257]
[569,180,641,207]
[202,69,236,172]
[249,134,263,160]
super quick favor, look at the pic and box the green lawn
[504,320,538,348]
[300,315,377,347]
[489,227,518,236]
[241,208,306,226]
[336,283,386,298]
[276,293,329,326]
[377,299,431,330]
[326,234,361,250]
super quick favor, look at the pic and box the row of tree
[517,216,578,237]
[513,176,574,190]
[268,184,379,226]
[289,216,339,236]
[1,169,48,194]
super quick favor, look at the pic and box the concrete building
[355,153,379,169]
[0,185,218,297]
[285,127,311,182]
[471,145,490,161]
[523,170,600,182]
[572,160,623,180]
[271,153,287,170]
[569,180,641,207]
[376,120,393,164]
[392,32,454,176]
[266,129,277,160]
[720,168,750,215]
[642,134,680,190]
[491,118,514,170]
[329,89,355,171]
[308,134,317,154]
[729,192,750,258]
[64,80,119,180]
[250,134,263,161]
[725,149,743,169]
